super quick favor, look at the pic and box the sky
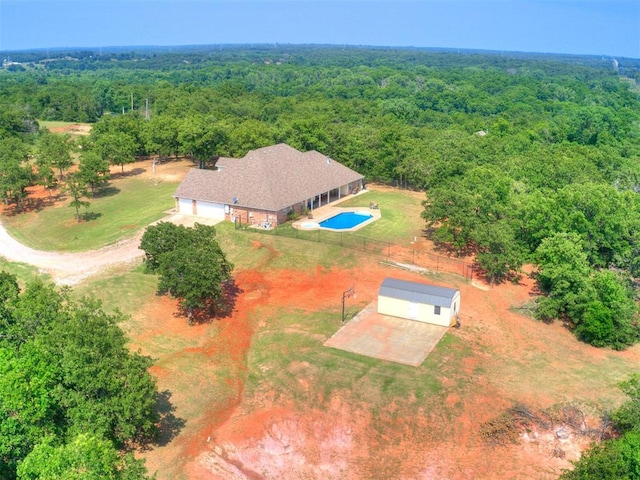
[1,1,638,58]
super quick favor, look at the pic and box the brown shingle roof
[174,144,364,211]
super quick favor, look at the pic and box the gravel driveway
[0,213,215,285]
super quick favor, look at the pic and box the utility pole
[145,98,150,120]
[130,92,134,112]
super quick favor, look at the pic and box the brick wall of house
[226,206,280,228]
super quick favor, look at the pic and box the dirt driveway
[0,219,145,284]
[0,211,220,285]
[0,156,215,285]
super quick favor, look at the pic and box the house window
[434,305,441,315]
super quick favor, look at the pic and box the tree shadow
[421,228,478,258]
[81,211,102,221]
[91,186,120,198]
[470,260,523,286]
[152,390,186,448]
[215,279,243,318]
[3,193,63,215]
[176,279,244,325]
[111,167,146,179]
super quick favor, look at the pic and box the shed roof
[378,278,459,307]
[174,143,364,212]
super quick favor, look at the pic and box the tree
[17,434,151,480]
[141,115,179,161]
[36,131,75,180]
[560,432,640,480]
[473,220,524,284]
[177,116,228,168]
[574,271,638,350]
[139,223,234,320]
[561,375,640,479]
[38,298,158,445]
[0,138,33,209]
[95,132,136,173]
[64,172,90,222]
[612,374,640,434]
[423,164,514,257]
[0,276,160,479]
[534,232,592,322]
[139,221,184,272]
[78,151,110,196]
[0,344,63,479]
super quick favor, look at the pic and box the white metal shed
[377,278,460,327]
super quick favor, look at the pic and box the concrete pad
[324,302,448,367]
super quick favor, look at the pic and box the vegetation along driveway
[0,213,210,285]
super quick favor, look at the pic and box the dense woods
[0,274,155,479]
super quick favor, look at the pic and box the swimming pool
[319,211,373,230]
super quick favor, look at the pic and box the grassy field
[246,306,448,406]
[2,175,178,251]
[0,257,48,286]
[70,265,159,317]
[333,188,426,244]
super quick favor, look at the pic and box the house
[377,278,460,327]
[173,144,365,227]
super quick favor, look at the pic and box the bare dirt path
[0,156,200,285]
[0,218,145,285]
[0,210,217,285]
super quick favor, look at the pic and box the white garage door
[194,200,225,219]
[178,198,193,215]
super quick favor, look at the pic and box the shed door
[406,302,420,321]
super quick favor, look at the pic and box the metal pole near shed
[342,285,355,323]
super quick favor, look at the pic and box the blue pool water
[319,211,373,230]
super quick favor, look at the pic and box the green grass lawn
[2,176,178,252]
[246,305,447,410]
[331,189,426,245]
[70,265,159,317]
[0,258,48,286]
